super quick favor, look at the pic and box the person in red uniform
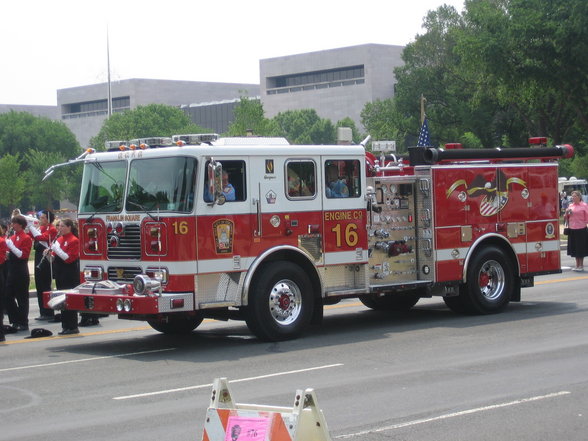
[0,223,8,342]
[50,218,83,335]
[5,215,33,331]
[28,210,58,320]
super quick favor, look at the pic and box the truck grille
[108,224,141,260]
[108,266,143,283]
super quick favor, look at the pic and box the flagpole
[107,26,112,117]
[420,94,426,125]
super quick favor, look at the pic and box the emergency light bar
[129,137,174,148]
[172,133,219,145]
[105,140,128,151]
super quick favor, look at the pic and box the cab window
[286,160,316,199]
[325,159,361,198]
[203,160,246,202]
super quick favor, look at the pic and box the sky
[1,0,464,106]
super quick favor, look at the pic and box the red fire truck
[44,134,573,341]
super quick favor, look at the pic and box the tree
[456,0,588,145]
[0,111,81,213]
[0,111,80,158]
[273,109,336,144]
[90,104,209,150]
[0,154,26,217]
[335,117,364,144]
[361,99,414,151]
[23,149,83,210]
[226,96,280,137]
[392,4,512,148]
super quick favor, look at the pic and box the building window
[267,65,365,95]
[62,96,131,119]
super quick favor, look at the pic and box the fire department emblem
[213,219,234,254]
[265,190,277,204]
[446,170,527,217]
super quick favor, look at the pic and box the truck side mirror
[207,159,226,206]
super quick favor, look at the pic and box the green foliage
[335,118,364,143]
[90,104,209,150]
[0,154,26,217]
[570,152,588,179]
[23,150,83,210]
[0,111,81,214]
[0,111,80,158]
[226,97,280,137]
[273,109,336,144]
[455,0,588,143]
[387,0,588,150]
[361,99,412,152]
[459,132,483,149]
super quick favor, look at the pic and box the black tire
[461,245,514,314]
[147,313,203,334]
[360,291,421,311]
[245,261,314,341]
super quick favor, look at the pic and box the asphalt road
[1,251,587,441]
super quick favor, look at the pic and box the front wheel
[245,261,314,341]
[147,313,204,334]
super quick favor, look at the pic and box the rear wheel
[450,245,514,314]
[245,261,314,341]
[147,313,203,334]
[360,291,421,311]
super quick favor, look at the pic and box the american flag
[417,117,431,147]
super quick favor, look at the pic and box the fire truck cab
[45,134,573,341]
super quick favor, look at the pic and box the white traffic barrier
[201,377,332,441]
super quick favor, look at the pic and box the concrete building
[260,44,404,129]
[181,97,260,135]
[58,79,260,147]
[3,44,405,146]
[0,104,58,119]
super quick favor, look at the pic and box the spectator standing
[5,215,32,331]
[564,190,588,271]
[28,210,58,320]
[50,218,82,335]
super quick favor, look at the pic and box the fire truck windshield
[126,157,197,212]
[79,161,126,213]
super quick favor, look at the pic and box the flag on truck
[417,117,431,147]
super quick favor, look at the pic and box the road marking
[0,348,176,373]
[536,275,588,284]
[336,390,571,439]
[1,326,153,345]
[113,363,344,400]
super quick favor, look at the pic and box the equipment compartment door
[366,177,422,285]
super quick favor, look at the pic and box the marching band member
[5,215,32,331]
[50,218,82,335]
[0,223,8,342]
[28,210,58,320]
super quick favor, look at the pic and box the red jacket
[9,230,32,260]
[53,232,80,264]
[31,224,58,248]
